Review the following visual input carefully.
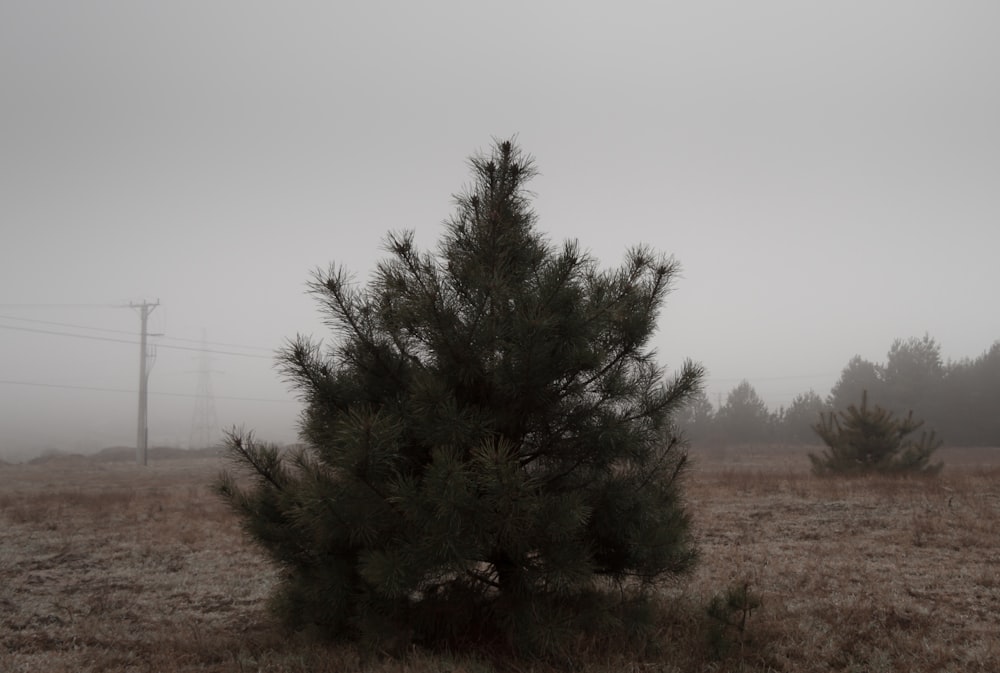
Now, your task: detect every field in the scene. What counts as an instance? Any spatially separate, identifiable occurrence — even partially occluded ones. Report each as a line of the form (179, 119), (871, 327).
(1, 445), (998, 672)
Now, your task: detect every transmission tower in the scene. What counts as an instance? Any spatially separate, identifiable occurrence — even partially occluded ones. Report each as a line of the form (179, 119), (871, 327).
(189, 329), (221, 450)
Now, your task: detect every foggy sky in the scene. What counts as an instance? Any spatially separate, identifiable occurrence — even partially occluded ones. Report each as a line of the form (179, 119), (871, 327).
(2, 2), (998, 460)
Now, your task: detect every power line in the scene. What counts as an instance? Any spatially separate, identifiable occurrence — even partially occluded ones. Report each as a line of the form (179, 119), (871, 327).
(0, 324), (274, 359)
(0, 303), (121, 308)
(154, 333), (274, 352)
(4, 318), (836, 383)
(0, 314), (274, 352)
(0, 323), (142, 345)
(705, 373), (836, 383)
(0, 314), (138, 336)
(0, 378), (295, 403)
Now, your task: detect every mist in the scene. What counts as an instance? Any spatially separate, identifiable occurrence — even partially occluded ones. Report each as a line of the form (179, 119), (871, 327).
(2, 2), (998, 461)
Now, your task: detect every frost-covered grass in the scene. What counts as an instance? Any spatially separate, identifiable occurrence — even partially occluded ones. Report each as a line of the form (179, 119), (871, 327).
(1, 447), (997, 672)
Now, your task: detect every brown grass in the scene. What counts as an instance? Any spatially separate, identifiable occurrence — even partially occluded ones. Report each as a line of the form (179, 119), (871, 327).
(1, 446), (998, 672)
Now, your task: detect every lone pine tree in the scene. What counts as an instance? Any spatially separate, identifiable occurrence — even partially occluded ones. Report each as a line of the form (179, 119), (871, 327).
(218, 139), (704, 653)
(809, 390), (943, 476)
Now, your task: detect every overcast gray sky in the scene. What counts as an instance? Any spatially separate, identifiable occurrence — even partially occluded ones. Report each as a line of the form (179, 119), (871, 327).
(2, 2), (998, 459)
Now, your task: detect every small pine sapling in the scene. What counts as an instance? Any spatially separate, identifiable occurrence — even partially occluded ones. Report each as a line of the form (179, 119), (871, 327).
(809, 390), (943, 476)
(706, 581), (762, 658)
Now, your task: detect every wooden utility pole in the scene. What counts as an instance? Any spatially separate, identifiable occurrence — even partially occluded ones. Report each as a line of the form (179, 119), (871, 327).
(131, 300), (159, 465)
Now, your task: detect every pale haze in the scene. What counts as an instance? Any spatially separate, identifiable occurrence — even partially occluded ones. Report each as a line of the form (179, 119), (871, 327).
(2, 2), (998, 461)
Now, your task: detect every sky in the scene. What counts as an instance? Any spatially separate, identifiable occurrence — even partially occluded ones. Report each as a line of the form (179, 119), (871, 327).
(1, 2), (998, 460)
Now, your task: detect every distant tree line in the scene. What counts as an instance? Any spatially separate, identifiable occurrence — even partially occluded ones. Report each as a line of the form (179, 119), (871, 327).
(675, 382), (829, 446)
(678, 335), (1000, 448)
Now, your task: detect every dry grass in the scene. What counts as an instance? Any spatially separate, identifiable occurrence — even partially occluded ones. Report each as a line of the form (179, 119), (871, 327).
(1, 446), (998, 672)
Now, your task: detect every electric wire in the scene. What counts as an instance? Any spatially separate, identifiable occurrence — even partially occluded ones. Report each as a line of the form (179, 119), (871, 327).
(0, 314), (137, 335)
(705, 373), (836, 383)
(0, 378), (295, 403)
(0, 314), (275, 352)
(0, 324), (274, 359)
(0, 303), (121, 308)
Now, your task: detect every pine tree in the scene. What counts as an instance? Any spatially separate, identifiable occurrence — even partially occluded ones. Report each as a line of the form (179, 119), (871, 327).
(780, 390), (827, 444)
(809, 390), (943, 476)
(828, 355), (884, 412)
(716, 380), (771, 444)
(217, 139), (704, 654)
(676, 390), (715, 443)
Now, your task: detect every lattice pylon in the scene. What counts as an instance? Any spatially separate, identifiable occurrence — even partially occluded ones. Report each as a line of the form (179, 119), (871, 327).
(189, 329), (221, 449)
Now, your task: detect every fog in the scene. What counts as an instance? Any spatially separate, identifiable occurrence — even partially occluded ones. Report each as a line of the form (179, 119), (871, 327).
(2, 2), (998, 461)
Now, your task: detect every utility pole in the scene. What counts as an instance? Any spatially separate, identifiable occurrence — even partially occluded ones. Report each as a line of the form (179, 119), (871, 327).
(131, 300), (159, 465)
